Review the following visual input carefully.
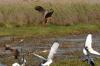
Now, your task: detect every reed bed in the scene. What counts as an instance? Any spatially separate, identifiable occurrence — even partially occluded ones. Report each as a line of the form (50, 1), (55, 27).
(0, 1), (100, 27)
(0, 0), (100, 36)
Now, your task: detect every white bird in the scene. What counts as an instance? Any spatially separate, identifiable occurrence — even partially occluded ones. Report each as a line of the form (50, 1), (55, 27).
(82, 34), (100, 66)
(33, 42), (59, 66)
(82, 47), (95, 66)
(12, 63), (20, 66)
(84, 34), (100, 55)
(12, 55), (26, 66)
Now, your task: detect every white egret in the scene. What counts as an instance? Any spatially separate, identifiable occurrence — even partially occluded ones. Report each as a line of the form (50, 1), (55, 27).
(82, 34), (100, 66)
(85, 34), (100, 55)
(33, 42), (59, 66)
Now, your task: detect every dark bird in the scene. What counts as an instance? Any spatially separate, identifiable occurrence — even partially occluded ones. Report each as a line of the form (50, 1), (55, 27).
(34, 6), (54, 24)
(4, 39), (24, 59)
(83, 47), (95, 66)
(5, 44), (20, 59)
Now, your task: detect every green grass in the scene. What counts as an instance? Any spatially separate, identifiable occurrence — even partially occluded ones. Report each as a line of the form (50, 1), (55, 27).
(4, 57), (100, 66)
(52, 58), (100, 66)
(0, 23), (99, 37)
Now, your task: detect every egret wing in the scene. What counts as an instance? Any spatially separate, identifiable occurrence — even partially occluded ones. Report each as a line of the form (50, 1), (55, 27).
(83, 48), (87, 55)
(85, 34), (92, 48)
(47, 42), (59, 60)
(85, 34), (100, 55)
(89, 48), (100, 55)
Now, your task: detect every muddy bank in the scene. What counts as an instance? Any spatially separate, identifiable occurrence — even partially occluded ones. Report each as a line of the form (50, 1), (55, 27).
(0, 34), (100, 66)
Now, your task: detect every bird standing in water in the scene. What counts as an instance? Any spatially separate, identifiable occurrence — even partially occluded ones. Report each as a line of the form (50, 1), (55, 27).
(5, 44), (20, 59)
(4, 39), (24, 59)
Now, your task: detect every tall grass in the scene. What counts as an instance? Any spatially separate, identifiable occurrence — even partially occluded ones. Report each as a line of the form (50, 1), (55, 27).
(0, 1), (100, 36)
(0, 1), (100, 27)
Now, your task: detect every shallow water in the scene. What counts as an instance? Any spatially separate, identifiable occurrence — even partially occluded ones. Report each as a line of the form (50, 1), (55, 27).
(0, 34), (100, 65)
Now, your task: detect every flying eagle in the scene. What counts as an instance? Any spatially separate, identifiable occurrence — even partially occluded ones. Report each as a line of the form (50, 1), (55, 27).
(35, 6), (54, 24)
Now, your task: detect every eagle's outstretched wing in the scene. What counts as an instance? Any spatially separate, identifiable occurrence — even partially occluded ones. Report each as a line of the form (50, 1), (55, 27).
(47, 42), (59, 60)
(34, 6), (45, 14)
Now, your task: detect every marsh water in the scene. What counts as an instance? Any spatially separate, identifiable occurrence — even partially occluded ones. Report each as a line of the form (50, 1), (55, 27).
(0, 34), (100, 65)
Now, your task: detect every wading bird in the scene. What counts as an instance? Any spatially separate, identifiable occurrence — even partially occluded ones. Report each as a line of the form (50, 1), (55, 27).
(33, 42), (59, 66)
(82, 34), (100, 66)
(5, 44), (20, 59)
(4, 39), (24, 59)
(34, 6), (54, 24)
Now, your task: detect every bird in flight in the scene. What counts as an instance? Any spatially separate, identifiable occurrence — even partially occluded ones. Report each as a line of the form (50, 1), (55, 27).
(34, 6), (54, 24)
(84, 34), (100, 55)
(33, 42), (59, 66)
(82, 34), (100, 66)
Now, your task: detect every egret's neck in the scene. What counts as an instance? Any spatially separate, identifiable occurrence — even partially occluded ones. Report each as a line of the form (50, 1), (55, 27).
(85, 47), (90, 56)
